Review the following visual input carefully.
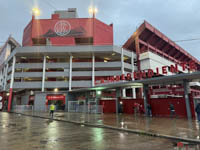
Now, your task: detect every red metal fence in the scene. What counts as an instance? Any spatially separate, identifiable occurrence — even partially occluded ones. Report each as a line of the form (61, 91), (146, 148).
(100, 97), (196, 118)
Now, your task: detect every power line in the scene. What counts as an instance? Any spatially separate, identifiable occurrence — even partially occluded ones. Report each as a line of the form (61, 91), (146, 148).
(174, 38), (200, 42)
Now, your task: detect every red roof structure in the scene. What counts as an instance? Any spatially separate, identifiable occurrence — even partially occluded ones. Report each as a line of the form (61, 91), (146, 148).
(123, 21), (200, 70)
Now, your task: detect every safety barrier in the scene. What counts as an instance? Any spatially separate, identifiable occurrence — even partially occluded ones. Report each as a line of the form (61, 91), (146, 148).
(13, 105), (33, 113)
(68, 101), (103, 114)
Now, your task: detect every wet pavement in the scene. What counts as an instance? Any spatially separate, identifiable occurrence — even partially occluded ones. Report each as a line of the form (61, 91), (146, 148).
(0, 112), (178, 150)
(15, 111), (200, 141)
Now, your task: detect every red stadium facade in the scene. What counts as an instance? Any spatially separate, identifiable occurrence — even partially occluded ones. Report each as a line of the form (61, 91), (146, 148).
(23, 13), (113, 46)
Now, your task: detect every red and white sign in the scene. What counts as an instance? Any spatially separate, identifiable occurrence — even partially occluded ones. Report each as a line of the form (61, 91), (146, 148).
(46, 95), (65, 101)
(54, 20), (71, 36)
(95, 62), (197, 85)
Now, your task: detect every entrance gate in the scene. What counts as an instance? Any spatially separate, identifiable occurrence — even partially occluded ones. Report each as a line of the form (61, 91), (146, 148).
(46, 95), (65, 111)
(68, 100), (102, 114)
(68, 100), (86, 113)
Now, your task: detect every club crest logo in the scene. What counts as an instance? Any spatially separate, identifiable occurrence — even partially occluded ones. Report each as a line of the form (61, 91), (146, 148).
(54, 20), (71, 36)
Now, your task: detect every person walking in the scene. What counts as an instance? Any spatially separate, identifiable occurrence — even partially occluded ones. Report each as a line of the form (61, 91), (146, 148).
(195, 103), (200, 122)
(133, 103), (139, 116)
(119, 101), (123, 114)
(138, 104), (144, 115)
(147, 104), (152, 117)
(49, 103), (55, 119)
(169, 103), (176, 117)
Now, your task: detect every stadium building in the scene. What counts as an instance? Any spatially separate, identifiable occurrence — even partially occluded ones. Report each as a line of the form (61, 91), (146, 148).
(0, 8), (200, 118)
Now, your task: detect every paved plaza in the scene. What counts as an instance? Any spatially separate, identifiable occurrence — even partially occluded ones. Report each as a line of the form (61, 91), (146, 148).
(17, 111), (200, 141)
(0, 112), (178, 150)
(2, 111), (200, 149)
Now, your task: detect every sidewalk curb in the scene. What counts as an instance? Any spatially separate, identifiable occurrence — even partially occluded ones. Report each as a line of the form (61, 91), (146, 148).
(12, 112), (200, 144)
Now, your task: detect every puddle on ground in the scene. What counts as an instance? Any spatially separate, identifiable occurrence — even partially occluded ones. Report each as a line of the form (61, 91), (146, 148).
(172, 141), (200, 149)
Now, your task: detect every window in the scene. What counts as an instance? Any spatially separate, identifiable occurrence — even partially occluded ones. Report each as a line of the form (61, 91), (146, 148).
(32, 38), (46, 46)
(75, 37), (93, 45)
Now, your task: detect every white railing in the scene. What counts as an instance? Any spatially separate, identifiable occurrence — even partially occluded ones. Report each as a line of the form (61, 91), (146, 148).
(13, 105), (33, 113)
(68, 101), (103, 114)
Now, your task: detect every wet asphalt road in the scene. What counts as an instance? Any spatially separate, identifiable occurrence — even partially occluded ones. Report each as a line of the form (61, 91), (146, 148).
(0, 112), (179, 150)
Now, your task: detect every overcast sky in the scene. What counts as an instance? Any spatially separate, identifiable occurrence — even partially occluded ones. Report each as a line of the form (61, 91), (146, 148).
(0, 0), (200, 59)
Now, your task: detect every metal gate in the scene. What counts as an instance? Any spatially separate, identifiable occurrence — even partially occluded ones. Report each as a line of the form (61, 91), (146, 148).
(68, 100), (86, 113)
(68, 101), (102, 114)
(193, 98), (200, 120)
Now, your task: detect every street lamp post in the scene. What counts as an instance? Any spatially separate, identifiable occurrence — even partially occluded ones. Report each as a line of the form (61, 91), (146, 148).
(89, 7), (98, 44)
(32, 8), (40, 18)
(89, 7), (98, 18)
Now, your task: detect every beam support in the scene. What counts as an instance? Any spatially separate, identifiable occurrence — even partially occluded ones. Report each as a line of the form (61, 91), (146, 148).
(131, 52), (136, 98)
(136, 37), (143, 98)
(92, 54), (95, 87)
(146, 33), (155, 43)
(154, 38), (162, 48)
(3, 64), (8, 91)
(139, 39), (180, 64)
(67, 92), (73, 112)
(161, 43), (169, 52)
(95, 91), (101, 113)
(8, 56), (16, 112)
(123, 23), (146, 48)
(0, 70), (2, 87)
(183, 80), (192, 119)
(179, 55), (186, 61)
(42, 56), (46, 92)
(135, 36), (141, 71)
(121, 48), (126, 97)
(143, 84), (148, 116)
(116, 88), (121, 114)
(69, 55), (73, 91)
(174, 52), (181, 59)
(168, 48), (177, 56)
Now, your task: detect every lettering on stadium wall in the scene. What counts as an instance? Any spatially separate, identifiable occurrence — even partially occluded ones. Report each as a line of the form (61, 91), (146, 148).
(95, 62), (197, 85)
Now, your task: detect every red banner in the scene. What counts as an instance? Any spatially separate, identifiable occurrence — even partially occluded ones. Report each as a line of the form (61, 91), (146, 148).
(46, 95), (65, 101)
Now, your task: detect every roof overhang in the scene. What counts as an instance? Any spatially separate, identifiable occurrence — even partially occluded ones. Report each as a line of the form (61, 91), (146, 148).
(6, 45), (136, 63)
(123, 21), (200, 68)
(70, 71), (200, 93)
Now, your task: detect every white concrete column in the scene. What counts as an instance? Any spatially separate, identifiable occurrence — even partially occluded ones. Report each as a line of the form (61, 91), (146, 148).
(10, 56), (16, 89)
(131, 52), (136, 98)
(121, 48), (124, 74)
(21, 68), (23, 82)
(121, 48), (126, 97)
(183, 80), (192, 119)
(69, 56), (73, 91)
(143, 84), (148, 116)
(0, 69), (3, 90)
(42, 56), (46, 92)
(116, 88), (121, 114)
(0, 70), (2, 86)
(7, 56), (16, 112)
(92, 54), (95, 87)
(3, 64), (8, 91)
(2, 66), (6, 90)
